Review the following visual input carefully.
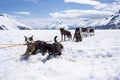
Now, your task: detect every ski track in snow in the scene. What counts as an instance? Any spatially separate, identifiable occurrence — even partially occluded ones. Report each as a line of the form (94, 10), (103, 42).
(0, 30), (120, 80)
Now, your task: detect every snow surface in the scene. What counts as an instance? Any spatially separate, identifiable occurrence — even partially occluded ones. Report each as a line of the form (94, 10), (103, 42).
(0, 14), (32, 30)
(0, 30), (120, 80)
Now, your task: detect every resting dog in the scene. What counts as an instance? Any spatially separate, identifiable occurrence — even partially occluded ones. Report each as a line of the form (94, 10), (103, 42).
(41, 36), (64, 59)
(22, 40), (46, 56)
(22, 36), (63, 60)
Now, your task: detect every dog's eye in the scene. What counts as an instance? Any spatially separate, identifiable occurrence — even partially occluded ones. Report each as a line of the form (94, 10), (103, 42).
(29, 37), (33, 41)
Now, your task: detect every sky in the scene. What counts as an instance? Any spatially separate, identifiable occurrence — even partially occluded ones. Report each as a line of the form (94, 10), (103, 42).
(0, 0), (120, 28)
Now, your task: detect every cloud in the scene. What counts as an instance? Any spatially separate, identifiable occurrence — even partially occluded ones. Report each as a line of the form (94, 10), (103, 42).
(49, 10), (113, 19)
(64, 0), (101, 6)
(24, 0), (38, 3)
(95, 0), (120, 12)
(64, 0), (120, 12)
(13, 12), (31, 15)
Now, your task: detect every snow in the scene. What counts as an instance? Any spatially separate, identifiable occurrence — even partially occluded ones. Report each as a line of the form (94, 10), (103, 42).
(0, 14), (32, 30)
(0, 30), (120, 80)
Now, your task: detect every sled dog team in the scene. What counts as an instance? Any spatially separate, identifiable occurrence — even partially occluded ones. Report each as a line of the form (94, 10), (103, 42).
(22, 27), (94, 60)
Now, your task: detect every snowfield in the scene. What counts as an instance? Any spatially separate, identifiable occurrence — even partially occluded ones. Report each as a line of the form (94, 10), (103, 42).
(0, 30), (120, 80)
(0, 14), (32, 30)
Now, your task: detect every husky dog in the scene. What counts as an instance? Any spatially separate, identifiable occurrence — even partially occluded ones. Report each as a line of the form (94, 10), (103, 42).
(22, 36), (46, 60)
(41, 36), (64, 59)
(87, 27), (95, 36)
(22, 36), (63, 60)
(73, 27), (82, 42)
(60, 28), (72, 41)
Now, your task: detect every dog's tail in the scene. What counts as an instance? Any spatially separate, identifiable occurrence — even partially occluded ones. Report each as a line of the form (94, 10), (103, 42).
(54, 36), (58, 42)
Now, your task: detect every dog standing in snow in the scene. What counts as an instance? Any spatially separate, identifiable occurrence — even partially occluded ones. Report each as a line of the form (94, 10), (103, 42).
(60, 28), (72, 41)
(73, 27), (82, 42)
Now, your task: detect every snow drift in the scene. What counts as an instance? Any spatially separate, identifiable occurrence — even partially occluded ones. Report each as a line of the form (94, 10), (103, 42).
(0, 14), (32, 30)
(0, 30), (120, 80)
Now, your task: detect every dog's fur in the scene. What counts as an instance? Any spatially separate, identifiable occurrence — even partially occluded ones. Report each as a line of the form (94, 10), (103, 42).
(80, 27), (90, 37)
(87, 27), (95, 36)
(41, 36), (63, 59)
(81, 28), (89, 33)
(22, 40), (47, 56)
(80, 27), (95, 36)
(22, 36), (63, 60)
(60, 28), (72, 41)
(24, 35), (34, 44)
(73, 27), (82, 42)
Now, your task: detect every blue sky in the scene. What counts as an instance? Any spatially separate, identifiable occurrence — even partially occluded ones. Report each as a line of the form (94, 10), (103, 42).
(0, 0), (119, 19)
(0, 0), (94, 18)
(0, 0), (120, 28)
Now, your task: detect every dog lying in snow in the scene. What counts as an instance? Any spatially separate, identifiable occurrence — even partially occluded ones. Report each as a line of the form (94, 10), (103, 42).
(42, 36), (64, 59)
(21, 36), (63, 60)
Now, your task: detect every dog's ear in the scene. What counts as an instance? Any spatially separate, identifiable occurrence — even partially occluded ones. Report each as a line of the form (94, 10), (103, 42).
(30, 35), (33, 40)
(24, 36), (27, 40)
(29, 35), (34, 42)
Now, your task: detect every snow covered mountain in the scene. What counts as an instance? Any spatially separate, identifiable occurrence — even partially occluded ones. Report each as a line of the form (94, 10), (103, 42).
(94, 10), (120, 29)
(0, 14), (32, 30)
(43, 19), (91, 30)
(43, 21), (63, 30)
(44, 10), (120, 30)
(11, 10), (120, 30)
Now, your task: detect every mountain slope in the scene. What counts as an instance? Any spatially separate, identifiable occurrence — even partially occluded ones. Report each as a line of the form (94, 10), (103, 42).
(0, 14), (32, 30)
(45, 10), (120, 30)
(94, 10), (120, 29)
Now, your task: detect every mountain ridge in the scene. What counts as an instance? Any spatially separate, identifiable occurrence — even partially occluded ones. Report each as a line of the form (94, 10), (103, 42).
(0, 14), (32, 30)
(94, 10), (120, 29)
